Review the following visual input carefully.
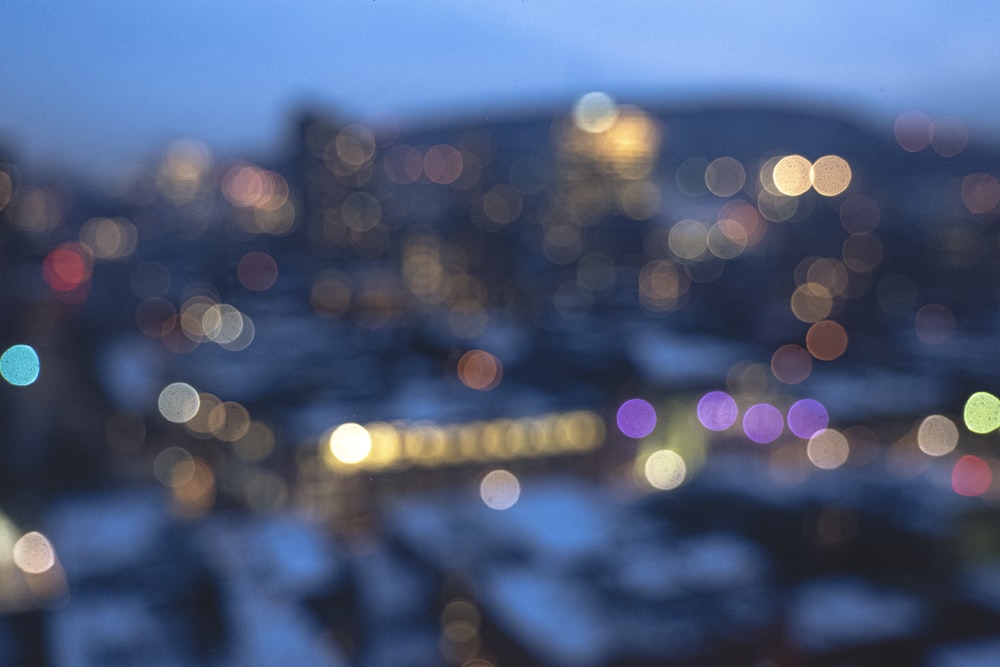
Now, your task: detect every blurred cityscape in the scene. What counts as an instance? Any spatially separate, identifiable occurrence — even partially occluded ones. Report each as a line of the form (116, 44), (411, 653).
(2, 94), (1000, 665)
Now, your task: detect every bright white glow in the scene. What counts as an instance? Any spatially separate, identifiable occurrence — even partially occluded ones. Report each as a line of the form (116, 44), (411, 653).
(329, 423), (372, 464)
(158, 382), (200, 423)
(480, 469), (520, 510)
(644, 450), (686, 490)
(13, 531), (56, 574)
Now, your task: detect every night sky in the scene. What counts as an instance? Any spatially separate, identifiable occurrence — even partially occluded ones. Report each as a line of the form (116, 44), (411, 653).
(2, 1), (999, 180)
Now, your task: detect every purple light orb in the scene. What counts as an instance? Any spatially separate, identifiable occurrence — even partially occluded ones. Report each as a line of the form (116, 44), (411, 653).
(743, 403), (784, 444)
(697, 391), (738, 431)
(787, 398), (829, 439)
(617, 398), (657, 439)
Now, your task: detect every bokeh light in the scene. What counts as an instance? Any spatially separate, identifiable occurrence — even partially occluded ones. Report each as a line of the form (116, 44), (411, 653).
(914, 304), (955, 345)
(157, 382), (200, 423)
(237, 251), (278, 291)
(704, 157), (745, 197)
(644, 450), (687, 490)
(696, 391), (738, 431)
(572, 92), (618, 133)
(952, 455), (992, 497)
(743, 403), (784, 444)
(964, 392), (1000, 434)
(12, 531), (56, 574)
(790, 282), (833, 323)
(771, 344), (812, 384)
(328, 423), (372, 465)
(1, 344), (40, 386)
(809, 155), (851, 196)
(457, 350), (503, 391)
(787, 399), (829, 439)
(772, 155), (812, 196)
(42, 242), (93, 292)
(807, 429), (850, 470)
(479, 469), (520, 510)
(894, 111), (933, 152)
(960, 173), (1000, 215)
(917, 415), (959, 456)
(805, 320), (848, 361)
(617, 398), (657, 438)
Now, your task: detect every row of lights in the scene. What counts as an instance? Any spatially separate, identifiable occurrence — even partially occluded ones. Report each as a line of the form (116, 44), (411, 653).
(320, 410), (605, 473)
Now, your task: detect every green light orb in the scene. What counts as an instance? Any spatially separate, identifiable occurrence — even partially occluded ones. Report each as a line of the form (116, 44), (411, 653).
(0, 345), (40, 386)
(964, 392), (1000, 434)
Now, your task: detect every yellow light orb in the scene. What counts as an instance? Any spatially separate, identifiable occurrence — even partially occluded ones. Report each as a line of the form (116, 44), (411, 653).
(772, 155), (812, 196)
(328, 423), (372, 464)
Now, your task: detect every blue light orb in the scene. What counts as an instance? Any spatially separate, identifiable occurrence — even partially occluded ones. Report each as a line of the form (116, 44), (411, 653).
(1, 345), (40, 386)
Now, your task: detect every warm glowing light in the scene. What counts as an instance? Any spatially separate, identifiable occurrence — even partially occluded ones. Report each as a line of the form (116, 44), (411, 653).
(743, 403), (783, 444)
(696, 391), (738, 431)
(639, 260), (689, 311)
(809, 155), (851, 196)
(209, 401), (251, 442)
(1, 344), (40, 386)
(787, 399), (829, 439)
(480, 469), (521, 509)
(917, 415), (959, 456)
(158, 382), (200, 423)
(572, 92), (619, 133)
(423, 144), (464, 184)
(457, 350), (503, 391)
(237, 252), (278, 291)
(914, 304), (955, 345)
(42, 242), (93, 291)
(328, 423), (372, 464)
(79, 217), (137, 260)
(772, 155), (812, 196)
(806, 320), (848, 361)
(964, 392), (1000, 434)
(12, 531), (56, 574)
(952, 455), (992, 497)
(771, 344), (812, 384)
(707, 219), (748, 259)
(807, 429), (850, 469)
(668, 219), (709, 260)
(153, 446), (195, 487)
(617, 398), (657, 438)
(790, 282), (833, 323)
(644, 450), (686, 490)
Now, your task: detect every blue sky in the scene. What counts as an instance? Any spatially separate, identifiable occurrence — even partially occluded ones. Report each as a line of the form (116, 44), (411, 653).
(2, 1), (999, 181)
